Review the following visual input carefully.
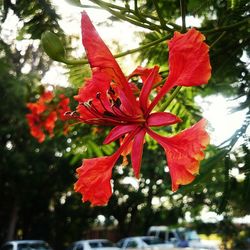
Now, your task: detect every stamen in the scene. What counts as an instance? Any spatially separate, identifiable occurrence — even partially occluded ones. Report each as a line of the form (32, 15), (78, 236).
(113, 98), (121, 108)
(108, 87), (115, 95)
(96, 92), (101, 99)
(95, 91), (114, 116)
(83, 101), (102, 117)
(112, 103), (131, 118)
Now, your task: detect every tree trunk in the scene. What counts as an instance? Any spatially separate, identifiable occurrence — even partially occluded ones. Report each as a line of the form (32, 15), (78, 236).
(6, 202), (19, 241)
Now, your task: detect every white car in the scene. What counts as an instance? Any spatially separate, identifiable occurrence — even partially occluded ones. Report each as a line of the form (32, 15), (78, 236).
(148, 226), (219, 250)
(67, 239), (121, 250)
(0, 240), (53, 250)
(117, 236), (174, 250)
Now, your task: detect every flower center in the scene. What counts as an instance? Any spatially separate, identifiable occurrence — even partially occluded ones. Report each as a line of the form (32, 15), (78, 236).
(82, 88), (145, 125)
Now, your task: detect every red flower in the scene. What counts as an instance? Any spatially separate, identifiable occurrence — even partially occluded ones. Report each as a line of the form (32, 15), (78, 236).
(74, 12), (211, 205)
(26, 113), (46, 143)
(26, 91), (56, 143)
(57, 94), (71, 121)
(26, 91), (71, 142)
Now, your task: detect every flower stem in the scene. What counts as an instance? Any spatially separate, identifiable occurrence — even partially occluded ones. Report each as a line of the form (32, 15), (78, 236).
(88, 0), (162, 32)
(202, 18), (249, 34)
(61, 35), (170, 65)
(159, 86), (182, 112)
(152, 0), (166, 30)
(180, 0), (186, 32)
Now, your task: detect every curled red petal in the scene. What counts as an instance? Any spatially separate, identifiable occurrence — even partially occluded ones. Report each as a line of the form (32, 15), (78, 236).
(74, 127), (141, 206)
(131, 128), (146, 178)
(167, 28), (211, 87)
(147, 119), (210, 191)
(74, 155), (118, 206)
(103, 124), (139, 144)
(147, 112), (182, 127)
(147, 29), (211, 114)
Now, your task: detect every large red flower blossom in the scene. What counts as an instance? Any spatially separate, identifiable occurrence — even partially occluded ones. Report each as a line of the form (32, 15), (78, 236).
(74, 12), (211, 205)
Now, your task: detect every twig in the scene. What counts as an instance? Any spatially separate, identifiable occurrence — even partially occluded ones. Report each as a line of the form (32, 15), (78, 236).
(152, 0), (166, 29)
(62, 35), (170, 65)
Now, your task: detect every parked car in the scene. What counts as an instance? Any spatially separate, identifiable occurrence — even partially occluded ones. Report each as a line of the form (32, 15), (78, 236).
(117, 236), (174, 250)
(0, 240), (53, 250)
(148, 226), (189, 247)
(67, 239), (120, 250)
(148, 226), (219, 250)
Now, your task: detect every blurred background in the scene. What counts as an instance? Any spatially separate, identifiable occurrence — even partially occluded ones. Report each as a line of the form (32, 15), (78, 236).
(0, 0), (249, 250)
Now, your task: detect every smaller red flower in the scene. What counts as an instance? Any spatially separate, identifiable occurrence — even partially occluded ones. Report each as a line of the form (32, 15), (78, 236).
(57, 94), (71, 121)
(26, 91), (71, 142)
(43, 111), (57, 136)
(26, 113), (46, 143)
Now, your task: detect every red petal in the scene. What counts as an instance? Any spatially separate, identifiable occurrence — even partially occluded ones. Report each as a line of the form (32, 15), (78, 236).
(74, 155), (118, 206)
(167, 28), (211, 87)
(26, 114), (45, 143)
(40, 91), (54, 102)
(75, 71), (112, 121)
(131, 129), (146, 178)
(147, 29), (211, 114)
(103, 124), (139, 144)
(43, 111), (57, 136)
(26, 102), (46, 114)
(147, 119), (210, 191)
(74, 127), (141, 206)
(128, 66), (162, 85)
(139, 66), (160, 112)
(57, 95), (71, 121)
(81, 12), (138, 113)
(147, 112), (182, 127)
(81, 12), (125, 85)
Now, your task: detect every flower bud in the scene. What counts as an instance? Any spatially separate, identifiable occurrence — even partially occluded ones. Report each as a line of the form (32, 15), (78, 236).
(41, 31), (66, 62)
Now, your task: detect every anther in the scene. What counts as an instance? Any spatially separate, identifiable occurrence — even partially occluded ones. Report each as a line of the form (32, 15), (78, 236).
(108, 87), (115, 95)
(83, 99), (93, 108)
(114, 98), (121, 108)
(64, 111), (72, 116)
(96, 92), (101, 99)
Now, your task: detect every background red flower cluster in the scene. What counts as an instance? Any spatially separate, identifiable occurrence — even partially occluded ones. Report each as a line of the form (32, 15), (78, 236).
(26, 91), (71, 143)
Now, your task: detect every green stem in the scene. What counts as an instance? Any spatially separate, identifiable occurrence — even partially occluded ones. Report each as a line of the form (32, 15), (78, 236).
(152, 0), (166, 29)
(180, 0), (186, 32)
(61, 35), (170, 65)
(134, 0), (139, 13)
(159, 86), (182, 112)
(202, 18), (250, 34)
(153, 78), (167, 89)
(116, 34), (169, 57)
(87, 0), (175, 32)
(209, 31), (227, 48)
(88, 0), (161, 32)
